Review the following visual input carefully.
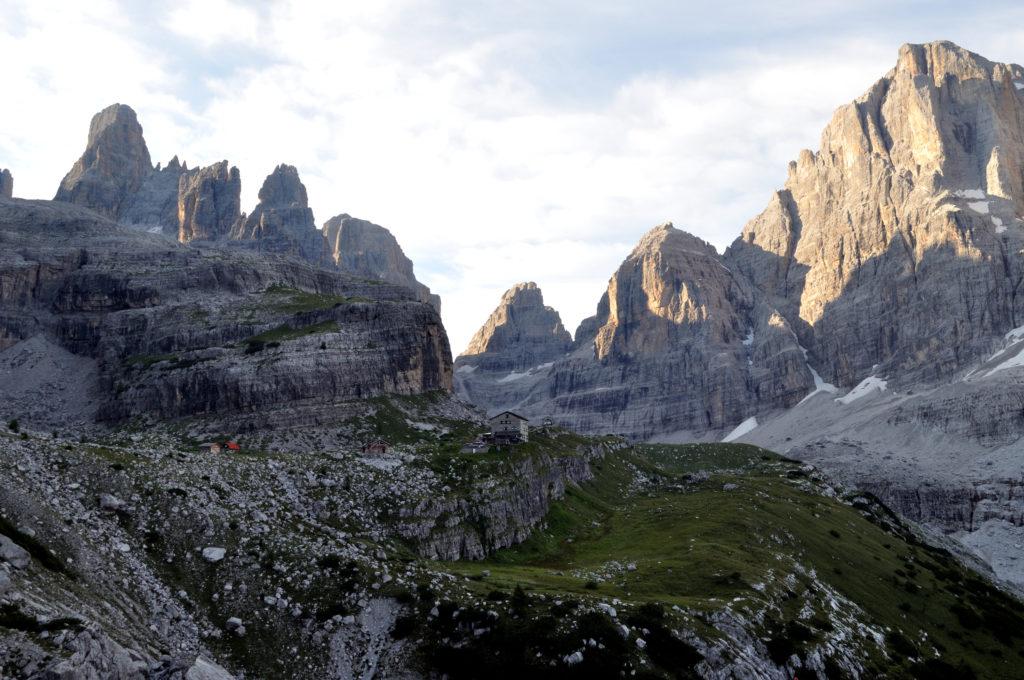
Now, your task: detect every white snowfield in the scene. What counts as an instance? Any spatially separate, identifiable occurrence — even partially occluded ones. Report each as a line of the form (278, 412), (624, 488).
(722, 416), (758, 442)
(835, 376), (888, 405)
(966, 324), (1024, 379)
(954, 188), (986, 199)
(968, 200), (990, 214)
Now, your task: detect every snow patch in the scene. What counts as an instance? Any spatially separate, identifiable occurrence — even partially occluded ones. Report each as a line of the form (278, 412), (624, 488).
(796, 347), (838, 405)
(985, 347), (1024, 377)
(968, 201), (990, 214)
(1007, 324), (1024, 342)
(455, 364), (477, 374)
(722, 416), (758, 442)
(1016, 81), (1024, 90)
(742, 329), (754, 346)
(993, 216), (1006, 234)
(954, 188), (986, 199)
(835, 376), (888, 405)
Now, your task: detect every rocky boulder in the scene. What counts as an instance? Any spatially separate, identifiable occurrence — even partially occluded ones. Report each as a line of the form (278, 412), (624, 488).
(322, 213), (440, 311)
(231, 164), (321, 262)
(178, 160), (242, 242)
(54, 103), (153, 219)
(0, 169), (12, 199)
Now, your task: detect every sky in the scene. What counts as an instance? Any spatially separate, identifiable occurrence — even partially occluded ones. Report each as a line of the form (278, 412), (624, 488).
(4, 1), (1024, 353)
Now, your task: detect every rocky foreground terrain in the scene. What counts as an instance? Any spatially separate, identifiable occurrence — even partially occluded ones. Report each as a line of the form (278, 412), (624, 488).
(4, 402), (1024, 679)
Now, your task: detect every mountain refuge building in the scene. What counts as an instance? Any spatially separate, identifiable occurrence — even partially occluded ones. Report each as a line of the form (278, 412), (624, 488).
(488, 411), (529, 443)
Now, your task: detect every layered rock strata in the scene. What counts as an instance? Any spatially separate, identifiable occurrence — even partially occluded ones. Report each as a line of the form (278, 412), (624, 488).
(0, 199), (452, 429)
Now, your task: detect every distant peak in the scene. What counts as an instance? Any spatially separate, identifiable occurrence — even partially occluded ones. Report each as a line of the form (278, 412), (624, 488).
(633, 222), (716, 258)
(257, 164), (308, 208)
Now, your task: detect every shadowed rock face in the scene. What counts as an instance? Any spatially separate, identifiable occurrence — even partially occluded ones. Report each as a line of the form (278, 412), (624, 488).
(0, 199), (452, 429)
(121, 156), (185, 233)
(177, 161), (241, 242)
(725, 41), (1024, 388)
(459, 282), (571, 372)
(54, 104), (153, 219)
(322, 213), (440, 311)
(231, 164), (322, 262)
(0, 169), (12, 199)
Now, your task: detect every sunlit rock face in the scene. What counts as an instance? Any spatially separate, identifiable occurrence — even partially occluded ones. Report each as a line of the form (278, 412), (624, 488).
(177, 160), (241, 242)
(54, 103), (155, 220)
(457, 225), (813, 438)
(726, 41), (1024, 388)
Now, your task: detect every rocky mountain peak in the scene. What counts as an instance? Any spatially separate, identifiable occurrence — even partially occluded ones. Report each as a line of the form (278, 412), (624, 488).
(54, 103), (153, 219)
(459, 281), (572, 372)
(726, 40), (1024, 388)
(231, 164), (320, 262)
(257, 163), (309, 208)
(592, 223), (736, 361)
(322, 213), (440, 310)
(0, 169), (12, 199)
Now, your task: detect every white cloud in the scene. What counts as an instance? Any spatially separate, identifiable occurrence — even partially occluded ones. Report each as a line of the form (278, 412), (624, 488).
(4, 1), (1024, 353)
(164, 0), (261, 48)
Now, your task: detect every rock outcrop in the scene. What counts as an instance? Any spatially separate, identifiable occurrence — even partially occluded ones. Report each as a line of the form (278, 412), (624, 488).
(178, 161), (242, 242)
(54, 103), (153, 219)
(231, 164), (322, 262)
(725, 41), (1024, 388)
(0, 199), (452, 429)
(322, 213), (440, 310)
(0, 169), (12, 199)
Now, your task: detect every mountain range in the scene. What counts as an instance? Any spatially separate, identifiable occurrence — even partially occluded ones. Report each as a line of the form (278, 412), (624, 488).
(457, 40), (1024, 585)
(3, 39), (1024, 680)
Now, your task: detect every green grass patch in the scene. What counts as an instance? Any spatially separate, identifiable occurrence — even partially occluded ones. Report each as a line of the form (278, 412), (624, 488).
(243, 320), (339, 353)
(440, 443), (1024, 677)
(261, 284), (368, 313)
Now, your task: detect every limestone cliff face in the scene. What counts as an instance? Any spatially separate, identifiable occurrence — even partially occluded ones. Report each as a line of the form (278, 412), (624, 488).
(54, 104), (153, 219)
(725, 41), (1024, 388)
(458, 225), (814, 438)
(460, 282), (571, 372)
(0, 169), (12, 199)
(0, 199), (452, 429)
(322, 213), (440, 310)
(120, 156), (185, 233)
(177, 160), (241, 242)
(231, 164), (322, 262)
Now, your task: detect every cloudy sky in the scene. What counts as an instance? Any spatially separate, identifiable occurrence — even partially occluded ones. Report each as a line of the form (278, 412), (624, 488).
(3, 1), (1024, 352)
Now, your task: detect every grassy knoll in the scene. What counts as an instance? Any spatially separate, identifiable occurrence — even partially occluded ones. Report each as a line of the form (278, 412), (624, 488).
(439, 443), (1024, 678)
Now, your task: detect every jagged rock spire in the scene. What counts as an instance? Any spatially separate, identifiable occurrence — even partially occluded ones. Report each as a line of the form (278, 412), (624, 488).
(54, 104), (153, 218)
